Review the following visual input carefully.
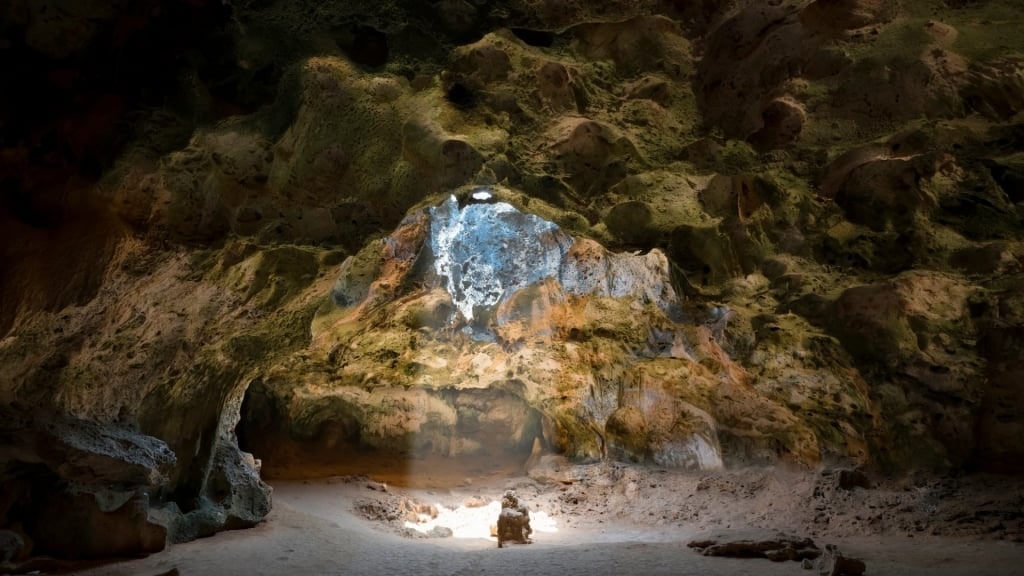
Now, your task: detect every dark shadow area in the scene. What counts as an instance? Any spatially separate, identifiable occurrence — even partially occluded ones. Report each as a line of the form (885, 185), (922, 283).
(336, 25), (391, 69)
(509, 28), (556, 47)
(237, 379), (541, 488)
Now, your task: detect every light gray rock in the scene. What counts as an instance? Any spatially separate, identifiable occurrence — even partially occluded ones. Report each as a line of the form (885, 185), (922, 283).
(426, 190), (681, 328)
(0, 408), (176, 487)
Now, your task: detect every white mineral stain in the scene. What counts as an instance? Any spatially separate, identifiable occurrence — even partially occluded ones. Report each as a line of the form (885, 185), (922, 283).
(430, 194), (573, 322)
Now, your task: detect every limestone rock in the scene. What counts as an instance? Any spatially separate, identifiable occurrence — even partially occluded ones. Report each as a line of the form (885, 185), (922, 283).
(827, 271), (984, 469)
(496, 490), (532, 548)
(0, 409), (175, 487)
(203, 441), (273, 531)
(622, 76), (671, 106)
(429, 194), (574, 325)
(248, 189), (865, 474)
(5, 0), (1024, 563)
(548, 118), (636, 197)
(747, 98), (806, 151)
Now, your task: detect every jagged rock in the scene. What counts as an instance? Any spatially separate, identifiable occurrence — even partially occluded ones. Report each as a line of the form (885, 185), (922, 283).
(0, 409), (175, 487)
(834, 154), (941, 232)
(688, 530), (821, 562)
(548, 118), (636, 197)
(827, 271), (983, 469)
(247, 187), (868, 473)
(496, 490), (532, 548)
(697, 2), (813, 139)
(964, 56), (1024, 121)
(203, 442), (273, 531)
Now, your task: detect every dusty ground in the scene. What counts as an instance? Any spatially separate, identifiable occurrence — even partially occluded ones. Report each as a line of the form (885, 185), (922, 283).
(66, 463), (1023, 576)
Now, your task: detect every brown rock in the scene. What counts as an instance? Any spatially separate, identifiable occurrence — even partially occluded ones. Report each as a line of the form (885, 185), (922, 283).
(834, 155), (939, 231)
(550, 117), (634, 197)
(816, 544), (866, 576)
(496, 490), (532, 548)
(572, 16), (690, 77)
(748, 98), (806, 151)
(834, 468), (872, 491)
(32, 489), (166, 559)
(623, 76), (671, 106)
(605, 406), (649, 462)
(688, 530), (821, 562)
(697, 2), (810, 138)
(449, 38), (513, 88)
(536, 61), (576, 112)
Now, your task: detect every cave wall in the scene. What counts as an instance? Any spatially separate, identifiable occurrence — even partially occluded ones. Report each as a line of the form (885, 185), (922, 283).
(1, 0), (1023, 566)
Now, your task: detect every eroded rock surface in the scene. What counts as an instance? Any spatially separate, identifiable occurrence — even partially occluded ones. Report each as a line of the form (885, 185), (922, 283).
(245, 189), (862, 475)
(1, 0), (1023, 565)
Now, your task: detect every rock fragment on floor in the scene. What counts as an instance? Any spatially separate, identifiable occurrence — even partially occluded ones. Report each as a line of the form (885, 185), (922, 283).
(815, 544), (866, 576)
(496, 490), (532, 548)
(688, 529), (821, 561)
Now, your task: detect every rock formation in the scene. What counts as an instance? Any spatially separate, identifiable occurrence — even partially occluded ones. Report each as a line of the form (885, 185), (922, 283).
(496, 489), (532, 548)
(1, 0), (1022, 566)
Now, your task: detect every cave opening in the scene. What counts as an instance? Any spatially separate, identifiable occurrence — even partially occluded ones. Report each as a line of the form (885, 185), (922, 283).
(508, 28), (556, 47)
(336, 25), (391, 69)
(236, 378), (544, 488)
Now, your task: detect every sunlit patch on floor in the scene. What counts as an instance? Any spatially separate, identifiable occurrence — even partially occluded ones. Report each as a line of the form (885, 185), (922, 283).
(403, 500), (559, 539)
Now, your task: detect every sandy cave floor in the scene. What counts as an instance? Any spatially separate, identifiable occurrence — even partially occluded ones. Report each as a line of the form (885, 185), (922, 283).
(70, 463), (1024, 576)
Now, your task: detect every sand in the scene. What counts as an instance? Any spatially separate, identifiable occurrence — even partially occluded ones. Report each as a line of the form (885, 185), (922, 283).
(70, 463), (1024, 576)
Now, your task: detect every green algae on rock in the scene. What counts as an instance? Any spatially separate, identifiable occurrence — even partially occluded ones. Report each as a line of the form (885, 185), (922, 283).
(242, 188), (881, 478)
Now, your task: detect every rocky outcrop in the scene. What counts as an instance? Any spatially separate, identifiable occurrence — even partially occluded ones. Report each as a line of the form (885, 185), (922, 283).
(0, 410), (172, 562)
(496, 490), (532, 548)
(239, 188), (874, 475)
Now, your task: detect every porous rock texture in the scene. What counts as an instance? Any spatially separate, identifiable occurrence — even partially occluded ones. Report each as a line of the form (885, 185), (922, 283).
(1, 0), (1023, 566)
